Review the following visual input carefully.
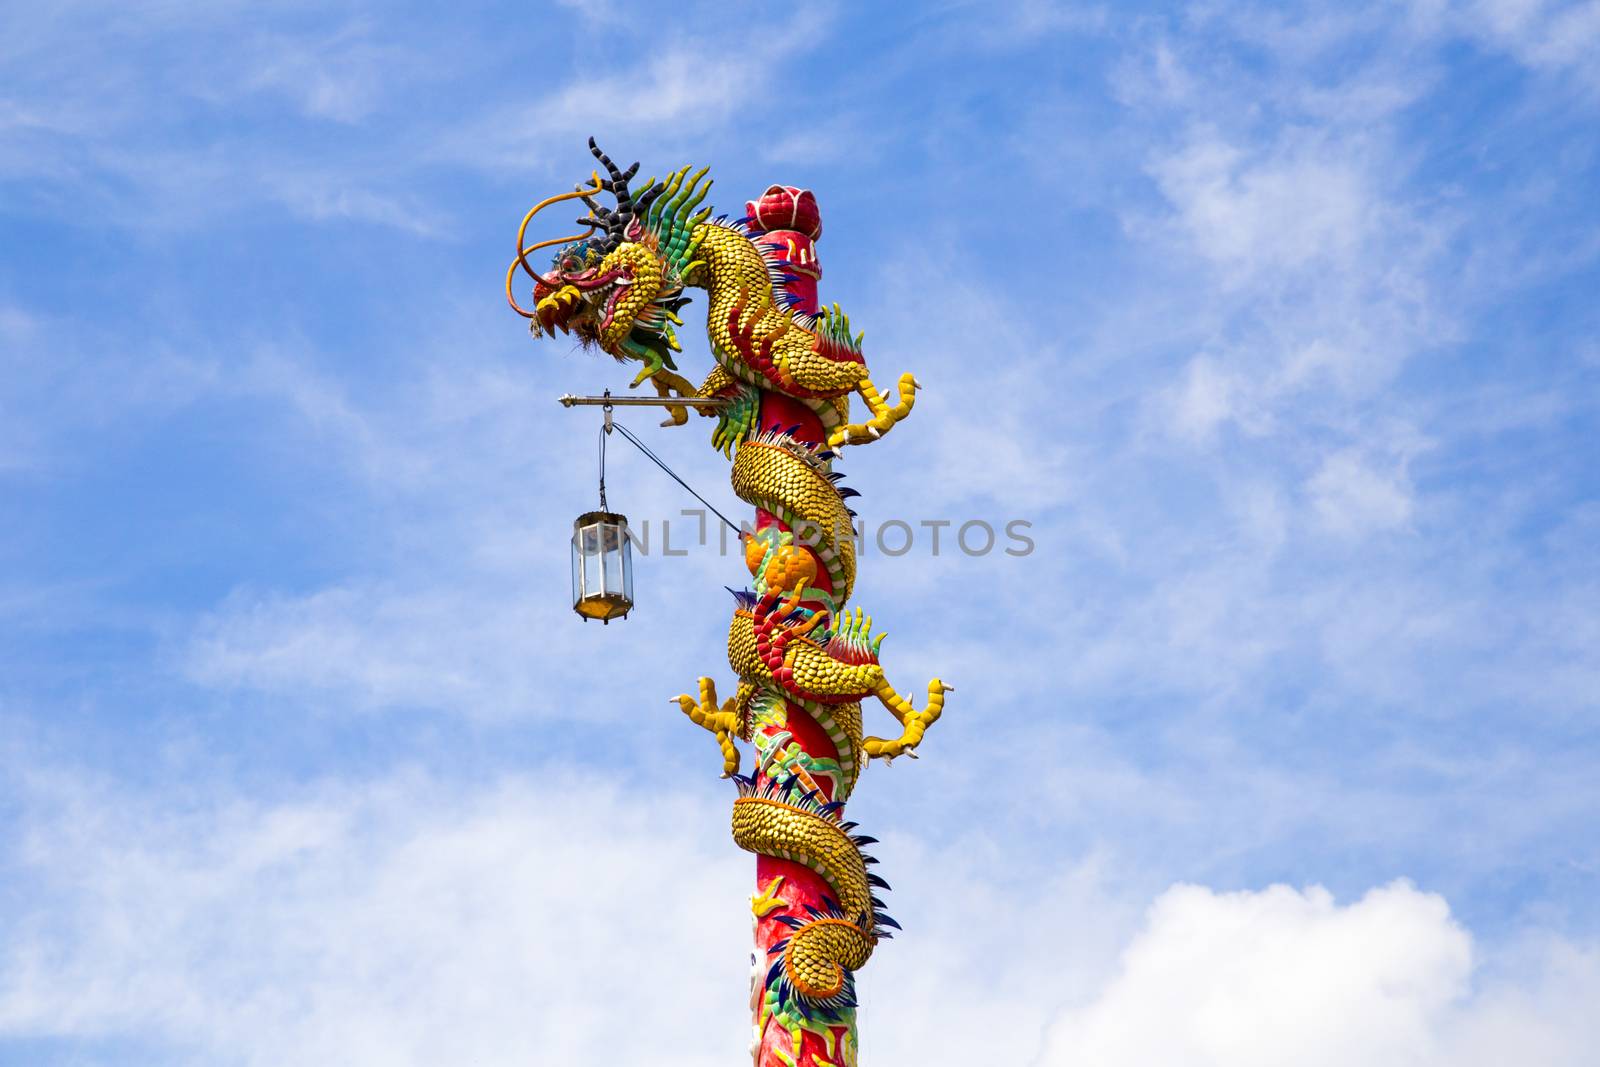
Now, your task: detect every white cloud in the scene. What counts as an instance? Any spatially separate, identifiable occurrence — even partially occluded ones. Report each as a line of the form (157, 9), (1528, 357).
(2, 6), (785, 234)
(0, 304), (36, 339)
(1467, 0), (1600, 79)
(1116, 17), (1457, 578)
(1450, 933), (1600, 1064)
(182, 578), (649, 721)
(986, 0), (1109, 39)
(1138, 120), (1448, 411)
(0, 766), (752, 1065)
(1164, 355), (1250, 441)
(0, 306), (222, 475)
(1039, 881), (1600, 1067)
(240, 24), (402, 124)
(445, 43), (790, 174)
(761, 120), (863, 166)
(1041, 882), (1469, 1065)
(2, 765), (1597, 1067)
(1307, 448), (1416, 537)
(1150, 132), (1374, 282)
(263, 174), (450, 236)
(0, 6), (439, 232)
(551, 0), (620, 21)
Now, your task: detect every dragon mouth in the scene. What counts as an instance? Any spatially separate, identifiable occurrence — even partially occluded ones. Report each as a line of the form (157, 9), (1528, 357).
(532, 268), (632, 343)
(534, 284), (583, 334)
(562, 265), (626, 292)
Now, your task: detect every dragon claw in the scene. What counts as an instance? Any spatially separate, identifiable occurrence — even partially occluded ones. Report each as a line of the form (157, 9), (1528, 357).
(752, 875), (789, 918)
(675, 677), (745, 777)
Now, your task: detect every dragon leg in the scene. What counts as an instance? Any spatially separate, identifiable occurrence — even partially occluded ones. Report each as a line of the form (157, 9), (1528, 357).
(860, 676), (950, 762)
(648, 368), (699, 426)
(618, 326), (683, 391)
(673, 676), (751, 777)
(826, 372), (920, 449)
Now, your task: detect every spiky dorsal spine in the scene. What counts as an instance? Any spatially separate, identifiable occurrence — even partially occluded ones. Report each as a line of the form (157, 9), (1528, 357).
(642, 165), (717, 277)
(812, 303), (864, 362)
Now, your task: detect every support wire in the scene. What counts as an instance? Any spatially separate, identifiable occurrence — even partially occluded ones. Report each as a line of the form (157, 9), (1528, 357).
(606, 416), (743, 535)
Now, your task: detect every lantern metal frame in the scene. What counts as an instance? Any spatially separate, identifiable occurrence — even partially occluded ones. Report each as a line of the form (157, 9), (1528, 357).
(571, 508), (634, 623)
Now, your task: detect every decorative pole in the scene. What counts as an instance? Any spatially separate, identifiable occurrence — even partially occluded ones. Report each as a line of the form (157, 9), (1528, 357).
(510, 140), (949, 1066)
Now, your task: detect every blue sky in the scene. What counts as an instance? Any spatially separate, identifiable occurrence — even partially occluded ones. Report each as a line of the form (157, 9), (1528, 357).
(3, 1), (1599, 1063)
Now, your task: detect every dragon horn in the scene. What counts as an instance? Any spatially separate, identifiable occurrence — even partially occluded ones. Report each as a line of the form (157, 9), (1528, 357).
(588, 137), (639, 219)
(634, 175), (669, 220)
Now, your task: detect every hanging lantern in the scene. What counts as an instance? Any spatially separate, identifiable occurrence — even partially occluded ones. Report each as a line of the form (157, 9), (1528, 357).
(560, 390), (734, 624)
(571, 510), (634, 622)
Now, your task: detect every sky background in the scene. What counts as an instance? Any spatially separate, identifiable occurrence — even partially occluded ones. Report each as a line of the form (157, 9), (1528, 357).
(2, 1), (1599, 1063)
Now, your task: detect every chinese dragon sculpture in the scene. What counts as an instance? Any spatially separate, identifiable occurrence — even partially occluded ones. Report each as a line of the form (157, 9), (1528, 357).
(510, 139), (949, 1066)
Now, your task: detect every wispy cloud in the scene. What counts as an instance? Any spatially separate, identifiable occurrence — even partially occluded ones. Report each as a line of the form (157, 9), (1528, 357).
(441, 39), (810, 176)
(0, 763), (750, 1063)
(2, 759), (1596, 1065)
(1464, 0), (1600, 83)
(1307, 447), (1418, 537)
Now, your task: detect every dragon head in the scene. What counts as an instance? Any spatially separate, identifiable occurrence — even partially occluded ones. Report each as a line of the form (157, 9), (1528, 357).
(510, 138), (711, 386)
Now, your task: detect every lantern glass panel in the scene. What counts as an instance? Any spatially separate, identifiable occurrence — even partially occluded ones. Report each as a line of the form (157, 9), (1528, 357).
(606, 529), (627, 599)
(618, 534), (634, 603)
(570, 537), (582, 605)
(583, 524), (605, 599)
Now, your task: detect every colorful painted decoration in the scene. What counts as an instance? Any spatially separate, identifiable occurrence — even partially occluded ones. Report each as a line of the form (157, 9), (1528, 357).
(512, 138), (949, 1066)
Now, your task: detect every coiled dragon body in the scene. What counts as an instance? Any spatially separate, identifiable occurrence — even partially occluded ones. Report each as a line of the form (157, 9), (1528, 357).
(512, 139), (948, 1066)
